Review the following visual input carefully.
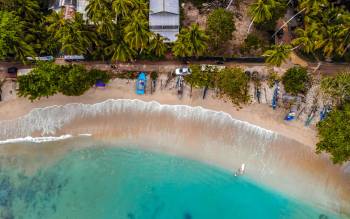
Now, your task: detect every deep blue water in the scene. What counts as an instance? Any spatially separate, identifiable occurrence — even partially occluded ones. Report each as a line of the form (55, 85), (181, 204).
(0, 146), (344, 219)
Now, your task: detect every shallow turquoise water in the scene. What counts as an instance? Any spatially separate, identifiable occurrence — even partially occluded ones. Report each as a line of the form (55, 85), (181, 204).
(0, 146), (343, 219)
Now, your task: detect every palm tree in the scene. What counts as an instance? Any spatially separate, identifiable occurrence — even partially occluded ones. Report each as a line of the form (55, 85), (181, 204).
(172, 29), (192, 58)
(123, 13), (151, 51)
(299, 0), (329, 14)
(0, 11), (35, 62)
(105, 40), (136, 62)
(52, 13), (97, 55)
(263, 44), (293, 67)
(86, 0), (115, 36)
(291, 23), (319, 54)
(149, 33), (168, 57)
(187, 24), (208, 57)
(46, 10), (66, 33)
(317, 25), (343, 58)
(172, 24), (208, 58)
(86, 0), (111, 20)
(336, 11), (350, 55)
(133, 0), (148, 18)
(112, 0), (135, 17)
(14, 0), (40, 22)
(248, 0), (276, 24)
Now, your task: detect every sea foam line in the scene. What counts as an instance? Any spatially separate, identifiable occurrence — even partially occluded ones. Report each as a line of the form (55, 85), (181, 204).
(0, 135), (73, 145)
(0, 99), (278, 140)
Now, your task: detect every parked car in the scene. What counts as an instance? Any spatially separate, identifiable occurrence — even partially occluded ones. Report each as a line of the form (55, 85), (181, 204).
(175, 67), (192, 76)
(26, 56), (54, 62)
(64, 55), (85, 62)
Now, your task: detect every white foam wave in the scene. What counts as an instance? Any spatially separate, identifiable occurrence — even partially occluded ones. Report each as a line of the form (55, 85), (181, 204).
(0, 99), (277, 140)
(0, 135), (72, 145)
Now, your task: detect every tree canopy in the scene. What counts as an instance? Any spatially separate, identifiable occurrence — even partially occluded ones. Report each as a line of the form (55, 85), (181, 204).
(0, 11), (35, 61)
(206, 9), (235, 54)
(317, 104), (350, 164)
(282, 66), (310, 95)
(216, 67), (250, 106)
(173, 24), (208, 58)
(321, 72), (350, 106)
(263, 44), (292, 67)
(17, 62), (110, 100)
(185, 65), (250, 106)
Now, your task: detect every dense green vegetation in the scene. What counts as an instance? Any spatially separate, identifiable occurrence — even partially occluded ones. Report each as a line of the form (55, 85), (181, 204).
(317, 104), (350, 164)
(249, 0), (350, 64)
(206, 8), (235, 54)
(240, 33), (267, 56)
(216, 68), (250, 105)
(185, 65), (250, 106)
(1, 0), (349, 63)
(0, 0), (166, 62)
(172, 24), (208, 58)
(263, 44), (292, 66)
(317, 72), (350, 164)
(282, 66), (310, 95)
(249, 0), (287, 31)
(17, 62), (110, 100)
(321, 72), (350, 106)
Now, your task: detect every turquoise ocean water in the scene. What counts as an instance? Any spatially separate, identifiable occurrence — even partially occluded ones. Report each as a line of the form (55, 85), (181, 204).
(0, 145), (344, 219)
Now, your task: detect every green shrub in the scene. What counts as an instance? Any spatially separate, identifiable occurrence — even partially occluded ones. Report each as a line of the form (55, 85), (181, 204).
(216, 67), (250, 106)
(150, 71), (158, 81)
(282, 66), (310, 95)
(18, 62), (111, 100)
(185, 64), (216, 89)
(206, 8), (235, 53)
(240, 33), (267, 55)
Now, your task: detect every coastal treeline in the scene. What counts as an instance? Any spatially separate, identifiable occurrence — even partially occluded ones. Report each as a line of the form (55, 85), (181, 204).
(17, 62), (110, 100)
(0, 0), (236, 62)
(317, 72), (350, 164)
(0, 0), (349, 63)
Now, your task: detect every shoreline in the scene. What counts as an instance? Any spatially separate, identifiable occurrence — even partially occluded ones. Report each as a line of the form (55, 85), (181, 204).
(0, 78), (318, 147)
(0, 80), (349, 215)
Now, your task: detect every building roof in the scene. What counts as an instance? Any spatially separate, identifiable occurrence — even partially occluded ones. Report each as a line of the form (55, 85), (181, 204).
(150, 0), (179, 15)
(149, 0), (179, 42)
(49, 0), (77, 9)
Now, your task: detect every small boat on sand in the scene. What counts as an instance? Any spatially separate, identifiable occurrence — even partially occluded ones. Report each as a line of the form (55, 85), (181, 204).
(136, 72), (147, 95)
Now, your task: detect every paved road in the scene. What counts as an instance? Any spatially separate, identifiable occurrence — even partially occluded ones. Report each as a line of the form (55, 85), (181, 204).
(0, 59), (348, 79)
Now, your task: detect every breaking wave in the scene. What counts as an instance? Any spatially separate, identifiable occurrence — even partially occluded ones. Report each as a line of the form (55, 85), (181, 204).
(0, 99), (277, 140)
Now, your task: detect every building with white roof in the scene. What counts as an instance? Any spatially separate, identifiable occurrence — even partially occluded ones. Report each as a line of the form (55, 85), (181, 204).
(149, 0), (180, 42)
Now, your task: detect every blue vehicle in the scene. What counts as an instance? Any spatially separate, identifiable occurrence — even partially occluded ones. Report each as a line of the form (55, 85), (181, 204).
(136, 72), (147, 95)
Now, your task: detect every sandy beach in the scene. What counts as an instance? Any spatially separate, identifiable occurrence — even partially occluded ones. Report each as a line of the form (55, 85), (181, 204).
(0, 78), (317, 147)
(0, 78), (349, 215)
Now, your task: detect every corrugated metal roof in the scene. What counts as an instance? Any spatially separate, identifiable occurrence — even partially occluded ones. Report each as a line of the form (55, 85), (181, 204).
(149, 13), (179, 26)
(150, 0), (179, 15)
(149, 0), (179, 42)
